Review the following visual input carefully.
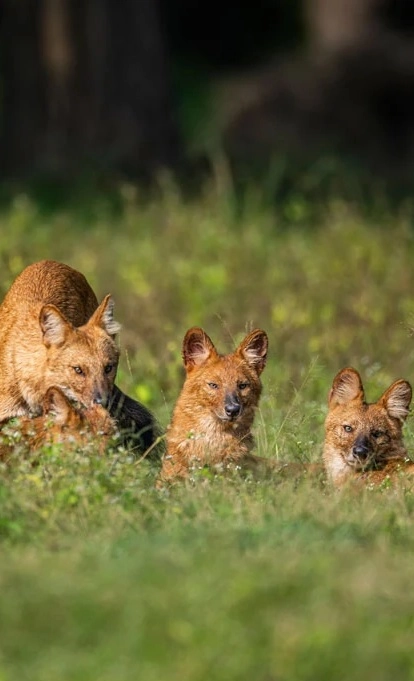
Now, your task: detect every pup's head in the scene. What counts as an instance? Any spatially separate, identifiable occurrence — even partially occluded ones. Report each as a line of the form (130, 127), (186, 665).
(21, 387), (117, 453)
(40, 295), (120, 409)
(181, 327), (268, 428)
(323, 367), (412, 486)
(42, 387), (117, 437)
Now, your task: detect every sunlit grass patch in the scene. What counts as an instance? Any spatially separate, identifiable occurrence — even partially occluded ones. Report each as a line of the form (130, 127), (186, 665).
(0, 181), (414, 678)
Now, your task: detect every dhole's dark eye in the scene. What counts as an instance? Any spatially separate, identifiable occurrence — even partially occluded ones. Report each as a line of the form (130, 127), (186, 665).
(343, 424), (353, 433)
(207, 382), (219, 389)
(238, 382), (249, 390)
(372, 430), (385, 439)
(73, 366), (84, 375)
(104, 364), (113, 374)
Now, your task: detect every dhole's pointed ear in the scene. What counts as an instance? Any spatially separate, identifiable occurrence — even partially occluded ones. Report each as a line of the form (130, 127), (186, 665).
(40, 305), (73, 347)
(42, 387), (72, 425)
(380, 379), (412, 423)
(328, 367), (365, 407)
(182, 327), (217, 371)
(237, 329), (268, 375)
(89, 295), (121, 338)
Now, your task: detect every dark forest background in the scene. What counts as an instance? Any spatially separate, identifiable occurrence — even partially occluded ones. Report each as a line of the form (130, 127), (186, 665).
(1, 0), (414, 192)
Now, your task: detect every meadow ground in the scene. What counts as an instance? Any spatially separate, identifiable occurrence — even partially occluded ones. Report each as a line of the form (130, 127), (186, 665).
(1, 178), (414, 680)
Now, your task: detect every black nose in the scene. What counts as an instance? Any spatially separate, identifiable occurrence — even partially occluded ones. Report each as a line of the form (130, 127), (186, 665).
(352, 437), (370, 459)
(93, 392), (106, 406)
(225, 396), (241, 418)
(353, 445), (369, 458)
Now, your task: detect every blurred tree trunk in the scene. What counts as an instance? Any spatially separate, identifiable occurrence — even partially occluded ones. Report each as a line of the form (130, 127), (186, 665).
(0, 0), (181, 179)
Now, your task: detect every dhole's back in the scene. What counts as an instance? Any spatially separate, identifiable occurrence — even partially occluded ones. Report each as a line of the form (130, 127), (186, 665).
(0, 260), (98, 325)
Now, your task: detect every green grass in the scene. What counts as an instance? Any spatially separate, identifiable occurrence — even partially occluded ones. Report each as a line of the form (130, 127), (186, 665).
(0, 178), (414, 679)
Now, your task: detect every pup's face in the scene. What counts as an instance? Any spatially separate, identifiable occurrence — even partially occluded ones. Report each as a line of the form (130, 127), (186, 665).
(323, 367), (411, 483)
(181, 327), (268, 428)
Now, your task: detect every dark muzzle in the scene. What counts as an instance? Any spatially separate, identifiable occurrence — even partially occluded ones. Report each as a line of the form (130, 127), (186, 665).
(224, 394), (242, 419)
(352, 435), (371, 460)
(93, 390), (108, 407)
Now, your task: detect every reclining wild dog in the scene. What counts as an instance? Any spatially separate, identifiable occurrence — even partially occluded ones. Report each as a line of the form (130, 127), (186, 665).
(0, 260), (157, 454)
(159, 326), (269, 483)
(323, 367), (413, 488)
(0, 386), (117, 460)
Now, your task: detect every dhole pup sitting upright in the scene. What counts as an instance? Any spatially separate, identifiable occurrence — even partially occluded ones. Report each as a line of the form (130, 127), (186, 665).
(0, 260), (156, 453)
(323, 367), (413, 488)
(159, 326), (268, 483)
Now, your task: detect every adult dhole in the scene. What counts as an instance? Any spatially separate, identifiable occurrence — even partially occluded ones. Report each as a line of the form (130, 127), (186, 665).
(159, 326), (268, 483)
(323, 367), (413, 488)
(0, 386), (117, 460)
(0, 260), (156, 452)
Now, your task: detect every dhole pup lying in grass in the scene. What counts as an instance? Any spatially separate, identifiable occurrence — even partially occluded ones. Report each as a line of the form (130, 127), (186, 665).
(323, 367), (413, 488)
(0, 260), (156, 455)
(0, 387), (117, 461)
(159, 327), (269, 483)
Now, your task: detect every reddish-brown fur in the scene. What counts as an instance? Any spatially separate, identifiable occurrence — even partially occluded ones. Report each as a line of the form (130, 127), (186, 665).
(0, 261), (120, 421)
(0, 386), (117, 460)
(323, 367), (413, 488)
(159, 327), (268, 483)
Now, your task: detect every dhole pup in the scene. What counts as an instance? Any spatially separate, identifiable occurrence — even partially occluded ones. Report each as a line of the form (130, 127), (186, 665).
(0, 387), (117, 460)
(159, 326), (268, 483)
(323, 367), (413, 488)
(0, 260), (156, 453)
